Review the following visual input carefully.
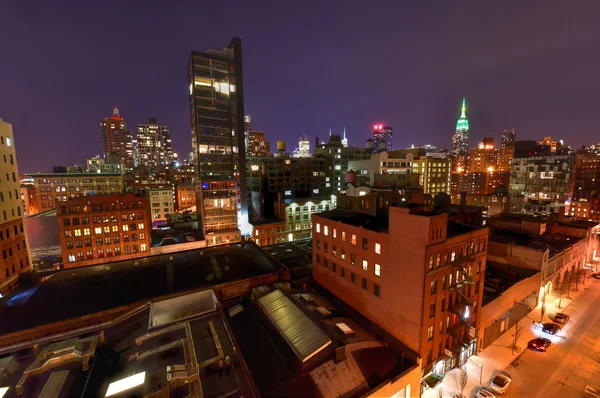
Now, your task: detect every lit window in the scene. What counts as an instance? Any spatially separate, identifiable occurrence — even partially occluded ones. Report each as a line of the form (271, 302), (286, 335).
(333, 228), (337, 238)
(324, 226), (328, 236)
(285, 190), (291, 196)
(74, 229), (81, 236)
(138, 223), (144, 229)
(94, 227), (102, 234)
(105, 372), (146, 397)
(316, 223), (321, 233)
(451, 250), (456, 262)
(84, 228), (90, 236)
(68, 254), (76, 262)
(341, 231), (346, 242)
(313, 189), (319, 194)
(6, 138), (11, 147)
(112, 225), (119, 232)
(375, 264), (380, 277)
(375, 242), (381, 254)
(104, 226), (110, 233)
(140, 243), (147, 251)
(351, 234), (356, 245)
(362, 259), (368, 270)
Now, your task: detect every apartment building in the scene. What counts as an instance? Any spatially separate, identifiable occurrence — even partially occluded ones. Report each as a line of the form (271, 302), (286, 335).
(0, 119), (31, 294)
(56, 193), (151, 268)
(148, 188), (174, 228)
(312, 205), (488, 387)
(176, 184), (195, 211)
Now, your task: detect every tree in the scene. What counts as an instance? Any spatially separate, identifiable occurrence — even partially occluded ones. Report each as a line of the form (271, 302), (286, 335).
(458, 366), (468, 397)
(512, 321), (523, 354)
(540, 298), (547, 323)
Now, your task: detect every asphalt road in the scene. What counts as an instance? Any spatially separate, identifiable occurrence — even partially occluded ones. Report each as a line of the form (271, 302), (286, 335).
(503, 280), (600, 398)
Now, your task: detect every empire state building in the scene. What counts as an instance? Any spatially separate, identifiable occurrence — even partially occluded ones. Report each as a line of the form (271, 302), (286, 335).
(452, 98), (470, 155)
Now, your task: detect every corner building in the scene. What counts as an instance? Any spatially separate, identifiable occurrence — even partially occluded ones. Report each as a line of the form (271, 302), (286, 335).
(189, 38), (247, 245)
(312, 207), (488, 386)
(0, 120), (31, 293)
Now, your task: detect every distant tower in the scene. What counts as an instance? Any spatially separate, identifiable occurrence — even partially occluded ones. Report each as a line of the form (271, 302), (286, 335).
(294, 134), (310, 158)
(501, 128), (516, 148)
(341, 127), (348, 147)
(452, 98), (470, 155)
(373, 124), (393, 153)
(100, 107), (134, 170)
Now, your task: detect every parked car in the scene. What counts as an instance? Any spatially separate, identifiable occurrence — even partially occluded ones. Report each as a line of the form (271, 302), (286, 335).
(528, 337), (552, 352)
(489, 372), (512, 394)
(475, 387), (496, 398)
(542, 323), (561, 335)
(554, 313), (569, 324)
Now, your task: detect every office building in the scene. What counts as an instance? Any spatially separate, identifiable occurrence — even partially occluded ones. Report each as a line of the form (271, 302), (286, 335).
(452, 98), (469, 155)
(569, 152), (600, 201)
(508, 153), (571, 215)
(410, 156), (451, 195)
(188, 38), (247, 245)
(312, 205), (488, 386)
(0, 120), (31, 294)
(501, 128), (516, 148)
(100, 107), (134, 170)
(22, 172), (124, 215)
(86, 155), (124, 174)
(136, 117), (174, 167)
(148, 188), (175, 228)
(56, 193), (151, 268)
(175, 184), (195, 211)
(349, 151), (414, 186)
(246, 130), (270, 157)
(373, 124), (393, 153)
(314, 134), (372, 192)
(293, 134), (310, 158)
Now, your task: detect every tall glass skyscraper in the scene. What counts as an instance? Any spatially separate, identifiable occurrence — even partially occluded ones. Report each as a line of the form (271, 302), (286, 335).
(452, 98), (470, 155)
(373, 124), (393, 153)
(188, 38), (248, 246)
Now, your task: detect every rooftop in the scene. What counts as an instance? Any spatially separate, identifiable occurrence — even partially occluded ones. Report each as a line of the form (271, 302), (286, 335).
(482, 262), (540, 306)
(25, 172), (122, 177)
(315, 209), (389, 233)
(0, 242), (283, 336)
(490, 230), (584, 255)
(262, 240), (313, 280)
(0, 291), (256, 398)
(225, 285), (416, 397)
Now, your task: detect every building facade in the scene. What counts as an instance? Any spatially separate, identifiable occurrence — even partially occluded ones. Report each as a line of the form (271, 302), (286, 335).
(246, 130), (270, 157)
(0, 119), (32, 293)
(508, 154), (571, 215)
(349, 151), (414, 186)
(148, 188), (175, 228)
(100, 108), (134, 170)
(312, 207), (488, 384)
(176, 184), (195, 211)
(452, 98), (469, 156)
(411, 156), (450, 195)
(501, 128), (516, 148)
(22, 172), (124, 215)
(56, 193), (151, 268)
(136, 117), (173, 167)
(189, 38), (247, 245)
(373, 125), (393, 153)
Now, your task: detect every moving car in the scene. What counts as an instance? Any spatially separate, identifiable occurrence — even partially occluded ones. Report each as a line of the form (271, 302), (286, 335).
(489, 372), (512, 394)
(541, 322), (561, 335)
(554, 313), (569, 324)
(528, 337), (552, 352)
(475, 387), (496, 398)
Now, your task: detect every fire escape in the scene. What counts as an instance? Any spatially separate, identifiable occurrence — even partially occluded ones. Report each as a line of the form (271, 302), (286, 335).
(446, 254), (477, 356)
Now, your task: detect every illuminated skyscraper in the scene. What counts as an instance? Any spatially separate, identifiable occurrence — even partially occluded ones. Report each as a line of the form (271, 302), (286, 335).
(293, 134), (310, 158)
(341, 127), (348, 147)
(501, 128), (516, 148)
(373, 124), (393, 153)
(189, 38), (247, 246)
(452, 98), (470, 155)
(136, 117), (173, 167)
(100, 107), (134, 170)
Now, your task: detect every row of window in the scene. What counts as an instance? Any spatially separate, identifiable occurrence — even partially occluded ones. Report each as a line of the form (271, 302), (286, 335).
(0, 189), (19, 202)
(66, 244), (147, 262)
(428, 240), (486, 271)
(64, 223), (145, 237)
(315, 245), (382, 276)
(315, 223), (381, 254)
(65, 233), (145, 248)
(59, 202), (144, 213)
(2, 206), (22, 221)
(2, 239), (26, 260)
(3, 258), (25, 280)
(63, 213), (144, 226)
(0, 222), (24, 241)
(317, 255), (381, 297)
(430, 265), (480, 295)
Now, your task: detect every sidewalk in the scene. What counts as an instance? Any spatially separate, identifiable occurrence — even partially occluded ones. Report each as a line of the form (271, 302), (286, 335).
(423, 277), (594, 398)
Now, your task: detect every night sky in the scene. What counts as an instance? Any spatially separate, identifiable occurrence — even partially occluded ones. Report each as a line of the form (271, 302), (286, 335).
(2, 1), (600, 172)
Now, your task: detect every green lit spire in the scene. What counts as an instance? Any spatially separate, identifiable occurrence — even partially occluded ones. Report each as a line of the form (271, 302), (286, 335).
(456, 97), (469, 132)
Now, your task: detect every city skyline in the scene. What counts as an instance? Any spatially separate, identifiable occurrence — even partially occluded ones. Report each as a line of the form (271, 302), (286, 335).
(2, 2), (600, 172)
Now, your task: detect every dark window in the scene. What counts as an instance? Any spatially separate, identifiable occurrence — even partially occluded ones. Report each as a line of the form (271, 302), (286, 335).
(441, 297), (446, 312)
(351, 253), (356, 265)
(316, 254), (320, 264)
(341, 267), (345, 278)
(324, 258), (328, 269)
(63, 218), (71, 226)
(351, 272), (356, 284)
(374, 284), (380, 297)
(332, 262), (337, 273)
(324, 242), (328, 253)
(362, 277), (367, 290)
(362, 237), (368, 250)
(429, 302), (436, 318)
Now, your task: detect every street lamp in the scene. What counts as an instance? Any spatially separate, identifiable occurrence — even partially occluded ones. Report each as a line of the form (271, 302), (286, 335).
(478, 362), (483, 385)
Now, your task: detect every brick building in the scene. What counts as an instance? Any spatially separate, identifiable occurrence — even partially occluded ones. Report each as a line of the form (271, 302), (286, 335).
(312, 206), (488, 386)
(0, 119), (31, 294)
(22, 172), (123, 215)
(56, 193), (151, 268)
(176, 184), (195, 211)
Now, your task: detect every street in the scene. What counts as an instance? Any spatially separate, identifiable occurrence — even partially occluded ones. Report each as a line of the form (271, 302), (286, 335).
(504, 278), (600, 398)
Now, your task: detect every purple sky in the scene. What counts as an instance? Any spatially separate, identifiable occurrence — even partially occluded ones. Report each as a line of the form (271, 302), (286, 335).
(2, 1), (600, 172)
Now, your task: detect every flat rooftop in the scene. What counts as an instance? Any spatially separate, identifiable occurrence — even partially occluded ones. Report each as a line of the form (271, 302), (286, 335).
(490, 230), (584, 255)
(483, 262), (540, 306)
(0, 242), (283, 336)
(262, 240), (313, 280)
(316, 210), (389, 233)
(0, 292), (256, 398)
(226, 286), (417, 398)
